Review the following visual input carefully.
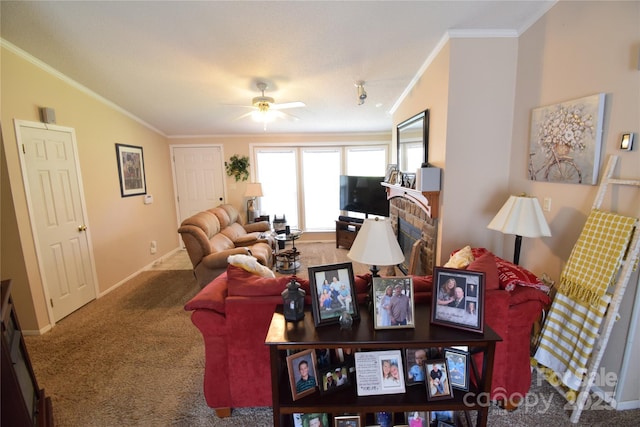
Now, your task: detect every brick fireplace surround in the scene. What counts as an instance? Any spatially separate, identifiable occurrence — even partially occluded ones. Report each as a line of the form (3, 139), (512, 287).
(389, 196), (438, 276)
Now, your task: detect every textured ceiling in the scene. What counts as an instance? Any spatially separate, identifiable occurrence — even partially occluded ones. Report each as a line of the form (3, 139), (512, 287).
(1, 1), (555, 136)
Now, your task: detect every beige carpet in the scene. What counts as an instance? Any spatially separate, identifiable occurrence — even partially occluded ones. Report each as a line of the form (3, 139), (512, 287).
(23, 243), (639, 426)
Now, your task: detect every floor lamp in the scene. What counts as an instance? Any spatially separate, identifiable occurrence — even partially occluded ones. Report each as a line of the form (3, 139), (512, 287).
(244, 182), (263, 223)
(487, 194), (551, 265)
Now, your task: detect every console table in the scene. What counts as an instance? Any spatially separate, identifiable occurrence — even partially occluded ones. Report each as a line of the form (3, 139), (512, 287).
(265, 304), (501, 426)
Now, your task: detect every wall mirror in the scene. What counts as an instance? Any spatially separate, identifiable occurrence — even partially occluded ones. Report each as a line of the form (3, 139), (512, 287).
(397, 109), (429, 173)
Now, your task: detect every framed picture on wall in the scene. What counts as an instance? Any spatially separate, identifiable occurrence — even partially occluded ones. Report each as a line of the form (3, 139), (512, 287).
(115, 143), (146, 197)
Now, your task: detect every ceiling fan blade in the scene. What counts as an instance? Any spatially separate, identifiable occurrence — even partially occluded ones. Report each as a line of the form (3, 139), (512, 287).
(271, 101), (305, 110)
(274, 110), (300, 121)
(233, 111), (255, 121)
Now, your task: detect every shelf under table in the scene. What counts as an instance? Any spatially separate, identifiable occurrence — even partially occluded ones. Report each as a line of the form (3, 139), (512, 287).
(265, 304), (502, 427)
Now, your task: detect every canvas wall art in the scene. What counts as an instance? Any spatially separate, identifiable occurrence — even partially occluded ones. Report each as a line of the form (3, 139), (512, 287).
(528, 93), (605, 185)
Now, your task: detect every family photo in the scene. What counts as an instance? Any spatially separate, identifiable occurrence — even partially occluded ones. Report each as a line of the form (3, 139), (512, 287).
(310, 263), (359, 326)
(373, 277), (415, 329)
(431, 268), (484, 333)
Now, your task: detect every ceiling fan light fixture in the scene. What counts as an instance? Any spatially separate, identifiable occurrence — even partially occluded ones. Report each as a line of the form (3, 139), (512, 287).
(251, 109), (276, 123)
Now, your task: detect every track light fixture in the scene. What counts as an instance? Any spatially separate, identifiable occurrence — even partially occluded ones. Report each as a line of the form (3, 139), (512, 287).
(355, 81), (367, 105)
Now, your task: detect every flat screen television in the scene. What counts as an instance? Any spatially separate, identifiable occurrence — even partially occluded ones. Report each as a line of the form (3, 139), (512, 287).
(339, 175), (389, 217)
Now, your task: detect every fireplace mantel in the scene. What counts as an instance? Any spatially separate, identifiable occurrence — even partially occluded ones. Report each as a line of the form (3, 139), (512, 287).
(381, 183), (440, 219)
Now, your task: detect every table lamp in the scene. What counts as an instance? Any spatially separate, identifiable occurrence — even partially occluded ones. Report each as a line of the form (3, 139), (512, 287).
(487, 194), (551, 265)
(244, 182), (263, 222)
(347, 217), (404, 308)
(347, 217), (404, 277)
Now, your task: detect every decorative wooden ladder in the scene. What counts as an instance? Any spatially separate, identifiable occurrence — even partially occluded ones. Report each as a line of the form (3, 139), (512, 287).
(535, 154), (640, 423)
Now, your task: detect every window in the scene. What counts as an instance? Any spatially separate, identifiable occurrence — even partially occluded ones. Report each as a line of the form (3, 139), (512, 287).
(254, 143), (388, 231)
(302, 148), (341, 231)
(256, 149), (299, 228)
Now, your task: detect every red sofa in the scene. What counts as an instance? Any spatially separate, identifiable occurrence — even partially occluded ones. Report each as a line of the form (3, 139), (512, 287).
(184, 249), (550, 416)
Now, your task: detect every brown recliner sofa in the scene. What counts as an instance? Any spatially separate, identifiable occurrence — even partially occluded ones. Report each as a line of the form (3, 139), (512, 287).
(178, 204), (274, 286)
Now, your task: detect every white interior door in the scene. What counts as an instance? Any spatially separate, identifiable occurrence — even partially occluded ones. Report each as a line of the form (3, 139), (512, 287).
(15, 121), (98, 322)
(172, 145), (225, 224)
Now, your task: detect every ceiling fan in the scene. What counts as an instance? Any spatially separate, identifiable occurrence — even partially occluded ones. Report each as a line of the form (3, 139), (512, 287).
(235, 82), (305, 129)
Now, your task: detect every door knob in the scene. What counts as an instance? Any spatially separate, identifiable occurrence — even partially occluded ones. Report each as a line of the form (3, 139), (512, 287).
(78, 225), (87, 231)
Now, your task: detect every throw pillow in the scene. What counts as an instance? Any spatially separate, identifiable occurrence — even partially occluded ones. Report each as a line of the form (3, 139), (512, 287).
(443, 245), (474, 269)
(465, 252), (500, 290)
(494, 256), (546, 291)
(227, 253), (276, 278)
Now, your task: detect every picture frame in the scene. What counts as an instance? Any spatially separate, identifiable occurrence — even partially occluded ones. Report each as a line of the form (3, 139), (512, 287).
(404, 172), (416, 189)
(425, 359), (453, 401)
(404, 348), (429, 386)
(354, 350), (405, 396)
(334, 414), (361, 427)
(293, 412), (330, 427)
(373, 277), (414, 330)
(309, 262), (360, 327)
(404, 411), (428, 427)
(384, 163), (398, 183)
(287, 349), (318, 401)
(444, 347), (469, 391)
(430, 410), (455, 425)
(319, 364), (351, 395)
(115, 143), (146, 197)
(431, 267), (485, 334)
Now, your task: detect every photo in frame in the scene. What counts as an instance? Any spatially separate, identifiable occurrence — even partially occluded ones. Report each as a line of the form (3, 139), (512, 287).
(384, 163), (398, 183)
(309, 263), (359, 327)
(334, 414), (361, 427)
(431, 267), (484, 333)
(354, 350), (405, 396)
(444, 347), (470, 391)
(373, 277), (415, 330)
(404, 172), (416, 189)
(319, 364), (351, 395)
(404, 348), (429, 386)
(430, 410), (455, 425)
(404, 411), (429, 427)
(115, 143), (146, 197)
(293, 412), (330, 427)
(287, 349), (318, 401)
(425, 359), (453, 401)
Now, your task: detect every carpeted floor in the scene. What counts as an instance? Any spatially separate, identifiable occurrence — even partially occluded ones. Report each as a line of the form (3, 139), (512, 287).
(23, 243), (639, 426)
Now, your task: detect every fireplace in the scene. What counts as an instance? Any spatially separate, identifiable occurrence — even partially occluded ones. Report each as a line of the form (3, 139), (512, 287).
(389, 197), (437, 276)
(398, 218), (422, 273)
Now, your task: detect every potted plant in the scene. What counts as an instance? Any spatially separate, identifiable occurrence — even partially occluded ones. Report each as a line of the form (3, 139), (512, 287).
(225, 155), (250, 182)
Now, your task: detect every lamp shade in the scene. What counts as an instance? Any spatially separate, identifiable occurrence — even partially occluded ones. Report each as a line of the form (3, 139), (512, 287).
(487, 195), (551, 238)
(244, 182), (263, 198)
(347, 217), (404, 266)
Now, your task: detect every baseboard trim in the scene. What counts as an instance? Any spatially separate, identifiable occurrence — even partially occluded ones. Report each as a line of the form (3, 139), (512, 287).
(99, 247), (183, 298)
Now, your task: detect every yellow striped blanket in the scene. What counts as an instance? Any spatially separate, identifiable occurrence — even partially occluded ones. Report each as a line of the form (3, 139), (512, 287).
(534, 209), (636, 391)
(559, 209), (636, 305)
(534, 291), (610, 391)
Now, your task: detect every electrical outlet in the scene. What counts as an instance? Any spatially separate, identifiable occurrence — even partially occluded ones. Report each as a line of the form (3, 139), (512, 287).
(543, 197), (552, 212)
(150, 240), (157, 254)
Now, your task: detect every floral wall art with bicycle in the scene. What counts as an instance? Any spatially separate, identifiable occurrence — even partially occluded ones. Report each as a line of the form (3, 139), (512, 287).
(528, 93), (605, 185)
